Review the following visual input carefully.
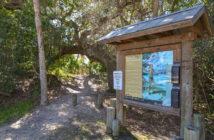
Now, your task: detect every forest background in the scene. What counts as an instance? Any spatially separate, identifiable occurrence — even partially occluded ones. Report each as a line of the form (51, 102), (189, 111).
(0, 0), (213, 135)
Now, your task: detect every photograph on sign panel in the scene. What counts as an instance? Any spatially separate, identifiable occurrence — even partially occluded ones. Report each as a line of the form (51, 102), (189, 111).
(142, 51), (173, 106)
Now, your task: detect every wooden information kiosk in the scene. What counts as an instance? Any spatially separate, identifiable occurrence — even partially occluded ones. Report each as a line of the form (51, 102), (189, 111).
(100, 4), (213, 138)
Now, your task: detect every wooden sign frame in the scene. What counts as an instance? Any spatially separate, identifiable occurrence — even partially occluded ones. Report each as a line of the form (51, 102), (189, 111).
(115, 32), (196, 136)
(100, 5), (213, 137)
(119, 43), (181, 116)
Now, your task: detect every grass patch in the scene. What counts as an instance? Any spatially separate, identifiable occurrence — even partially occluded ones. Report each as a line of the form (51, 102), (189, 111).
(0, 99), (34, 125)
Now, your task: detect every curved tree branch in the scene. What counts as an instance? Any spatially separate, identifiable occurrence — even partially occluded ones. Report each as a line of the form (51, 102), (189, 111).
(3, 0), (23, 10)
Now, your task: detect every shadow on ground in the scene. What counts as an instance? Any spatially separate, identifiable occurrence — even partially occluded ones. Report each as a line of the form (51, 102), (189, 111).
(48, 112), (139, 140)
(0, 75), (180, 140)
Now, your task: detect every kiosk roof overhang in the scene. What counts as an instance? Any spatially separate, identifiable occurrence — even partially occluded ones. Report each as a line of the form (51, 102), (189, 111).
(99, 4), (213, 44)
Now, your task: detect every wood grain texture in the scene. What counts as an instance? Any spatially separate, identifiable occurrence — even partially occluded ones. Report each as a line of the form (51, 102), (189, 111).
(96, 93), (104, 108)
(180, 41), (193, 137)
(194, 113), (205, 140)
(117, 32), (195, 51)
(112, 119), (119, 137)
(106, 107), (115, 134)
(184, 126), (199, 140)
(123, 99), (180, 116)
(116, 51), (124, 124)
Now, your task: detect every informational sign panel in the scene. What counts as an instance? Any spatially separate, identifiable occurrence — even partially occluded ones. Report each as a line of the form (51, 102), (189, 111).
(125, 55), (142, 98)
(124, 51), (174, 107)
(113, 71), (123, 90)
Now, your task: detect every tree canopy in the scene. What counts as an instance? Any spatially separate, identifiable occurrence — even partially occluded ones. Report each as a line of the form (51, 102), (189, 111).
(0, 0), (213, 132)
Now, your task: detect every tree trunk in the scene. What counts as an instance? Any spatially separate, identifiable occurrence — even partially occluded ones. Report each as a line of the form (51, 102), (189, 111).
(152, 0), (160, 17)
(61, 43), (116, 91)
(106, 62), (115, 92)
(86, 51), (115, 91)
(33, 0), (48, 105)
(159, 0), (163, 15)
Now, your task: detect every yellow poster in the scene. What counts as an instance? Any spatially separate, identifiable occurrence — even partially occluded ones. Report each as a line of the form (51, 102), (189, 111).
(125, 55), (142, 98)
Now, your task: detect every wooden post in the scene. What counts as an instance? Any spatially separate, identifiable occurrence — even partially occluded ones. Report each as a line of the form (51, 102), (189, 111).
(180, 40), (193, 137)
(194, 113), (205, 140)
(110, 98), (117, 119)
(116, 51), (124, 124)
(96, 93), (104, 108)
(193, 113), (201, 128)
(106, 107), (115, 134)
(184, 126), (199, 140)
(169, 131), (177, 139)
(112, 119), (119, 137)
(110, 98), (117, 108)
(71, 94), (77, 106)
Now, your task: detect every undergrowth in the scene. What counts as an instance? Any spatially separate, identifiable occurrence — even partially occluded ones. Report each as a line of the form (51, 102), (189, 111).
(0, 99), (35, 125)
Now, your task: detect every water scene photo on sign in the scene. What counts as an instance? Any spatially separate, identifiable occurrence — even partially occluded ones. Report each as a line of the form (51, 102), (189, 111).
(142, 51), (173, 107)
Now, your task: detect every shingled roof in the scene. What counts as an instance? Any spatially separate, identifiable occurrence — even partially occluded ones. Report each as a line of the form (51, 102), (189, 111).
(99, 4), (213, 44)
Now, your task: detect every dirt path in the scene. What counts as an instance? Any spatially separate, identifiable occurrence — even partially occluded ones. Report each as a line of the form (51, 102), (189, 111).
(0, 76), (112, 140)
(0, 76), (176, 140)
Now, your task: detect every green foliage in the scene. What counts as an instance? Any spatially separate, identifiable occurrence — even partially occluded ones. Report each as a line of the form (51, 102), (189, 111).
(193, 37), (214, 134)
(48, 54), (105, 79)
(0, 99), (34, 125)
(192, 1), (214, 134)
(49, 54), (85, 77)
(0, 0), (213, 134)
(0, 1), (37, 93)
(88, 61), (105, 76)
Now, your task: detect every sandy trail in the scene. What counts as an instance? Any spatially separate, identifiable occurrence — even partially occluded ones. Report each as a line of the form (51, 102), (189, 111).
(0, 76), (111, 140)
(0, 76), (175, 140)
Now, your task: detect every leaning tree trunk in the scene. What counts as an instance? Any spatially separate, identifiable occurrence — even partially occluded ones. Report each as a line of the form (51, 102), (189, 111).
(61, 43), (116, 91)
(33, 0), (47, 105)
(85, 44), (116, 92)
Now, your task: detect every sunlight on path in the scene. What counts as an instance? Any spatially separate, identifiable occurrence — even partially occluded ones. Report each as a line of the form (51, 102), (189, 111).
(0, 76), (171, 140)
(0, 76), (109, 140)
